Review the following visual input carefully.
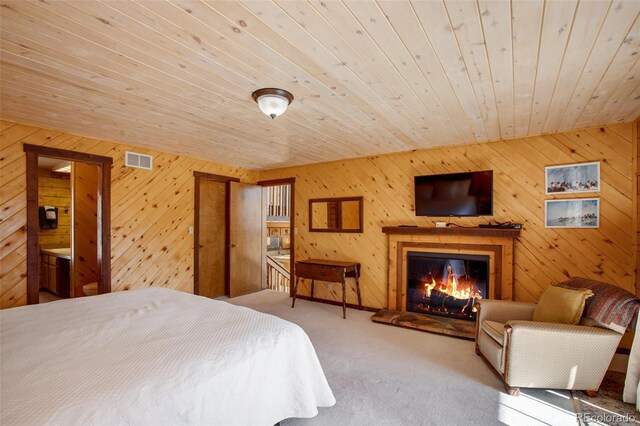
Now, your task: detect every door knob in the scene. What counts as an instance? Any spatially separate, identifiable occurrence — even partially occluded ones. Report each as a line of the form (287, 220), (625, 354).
(229, 243), (237, 248)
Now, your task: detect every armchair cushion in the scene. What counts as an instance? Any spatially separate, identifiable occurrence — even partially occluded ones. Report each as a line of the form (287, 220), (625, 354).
(532, 286), (593, 325)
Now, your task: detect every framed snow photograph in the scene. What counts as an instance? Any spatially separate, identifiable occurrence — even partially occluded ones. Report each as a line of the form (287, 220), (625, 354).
(545, 161), (600, 195)
(545, 198), (599, 229)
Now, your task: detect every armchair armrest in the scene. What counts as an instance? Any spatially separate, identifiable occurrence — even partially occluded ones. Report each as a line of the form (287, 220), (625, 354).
(503, 320), (623, 390)
(476, 299), (536, 325)
(506, 320), (623, 336)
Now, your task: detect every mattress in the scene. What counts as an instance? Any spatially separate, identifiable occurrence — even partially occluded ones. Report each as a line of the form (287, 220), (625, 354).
(0, 288), (335, 425)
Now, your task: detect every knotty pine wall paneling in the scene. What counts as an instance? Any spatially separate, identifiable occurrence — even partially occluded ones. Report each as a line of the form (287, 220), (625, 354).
(259, 124), (635, 309)
(37, 168), (71, 247)
(0, 120), (257, 308)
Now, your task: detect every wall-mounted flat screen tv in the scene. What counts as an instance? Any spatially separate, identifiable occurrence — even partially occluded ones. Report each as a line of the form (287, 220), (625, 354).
(414, 170), (493, 217)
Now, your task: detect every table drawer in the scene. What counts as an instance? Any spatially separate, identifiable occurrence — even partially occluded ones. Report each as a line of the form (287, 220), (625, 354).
(296, 262), (345, 282)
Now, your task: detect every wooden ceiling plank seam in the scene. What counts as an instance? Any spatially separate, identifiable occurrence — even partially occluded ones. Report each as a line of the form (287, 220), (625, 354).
(527, 0), (579, 135)
(1, 0), (640, 170)
(3, 3), (370, 165)
(0, 88), (212, 153)
(370, 0), (482, 142)
(0, 18), (311, 147)
(261, 0), (442, 145)
(0, 70), (264, 145)
(101, 0), (393, 151)
(0, 100), (283, 168)
(477, 0), (515, 139)
(510, 0), (545, 137)
(556, 0), (640, 132)
(265, 0), (453, 148)
(598, 60), (640, 124)
(606, 81), (640, 124)
(302, 0), (446, 144)
(374, 0), (478, 143)
(440, 0), (504, 140)
(575, 15), (640, 128)
(7, 1), (364, 155)
(1, 64), (330, 162)
(185, 0), (423, 147)
(340, 0), (464, 143)
(542, 0), (612, 134)
(5, 58), (324, 166)
(174, 2), (418, 148)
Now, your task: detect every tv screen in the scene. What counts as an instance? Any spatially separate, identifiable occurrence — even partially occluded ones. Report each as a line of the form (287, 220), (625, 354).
(414, 171), (493, 217)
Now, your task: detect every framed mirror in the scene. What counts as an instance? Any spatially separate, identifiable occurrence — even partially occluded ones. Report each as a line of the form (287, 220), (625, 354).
(309, 196), (363, 233)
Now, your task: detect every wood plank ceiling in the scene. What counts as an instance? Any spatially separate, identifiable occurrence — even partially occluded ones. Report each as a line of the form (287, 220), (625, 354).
(1, 0), (639, 170)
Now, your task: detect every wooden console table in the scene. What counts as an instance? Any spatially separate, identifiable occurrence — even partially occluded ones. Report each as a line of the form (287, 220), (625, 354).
(292, 259), (362, 319)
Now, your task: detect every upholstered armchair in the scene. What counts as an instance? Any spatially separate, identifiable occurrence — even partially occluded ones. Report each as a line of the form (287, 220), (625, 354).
(475, 299), (623, 396)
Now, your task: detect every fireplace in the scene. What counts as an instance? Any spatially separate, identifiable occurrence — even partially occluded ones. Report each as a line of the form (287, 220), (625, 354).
(406, 252), (489, 321)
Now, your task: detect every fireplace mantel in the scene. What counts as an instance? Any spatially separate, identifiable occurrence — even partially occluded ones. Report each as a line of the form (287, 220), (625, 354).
(382, 226), (521, 238)
(384, 226), (520, 310)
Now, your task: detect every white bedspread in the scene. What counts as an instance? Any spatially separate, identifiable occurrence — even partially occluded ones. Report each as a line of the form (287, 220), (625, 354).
(0, 288), (335, 425)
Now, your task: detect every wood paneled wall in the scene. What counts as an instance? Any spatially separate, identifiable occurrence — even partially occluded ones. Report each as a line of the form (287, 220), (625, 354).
(259, 124), (635, 309)
(37, 169), (70, 247)
(0, 120), (257, 309)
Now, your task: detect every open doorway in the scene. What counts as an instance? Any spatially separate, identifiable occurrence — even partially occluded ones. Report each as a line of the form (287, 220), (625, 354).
(194, 172), (266, 299)
(24, 144), (112, 305)
(259, 178), (295, 295)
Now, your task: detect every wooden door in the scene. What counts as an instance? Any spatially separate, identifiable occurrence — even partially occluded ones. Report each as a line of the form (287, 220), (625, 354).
(197, 179), (227, 298)
(72, 162), (99, 298)
(229, 182), (264, 297)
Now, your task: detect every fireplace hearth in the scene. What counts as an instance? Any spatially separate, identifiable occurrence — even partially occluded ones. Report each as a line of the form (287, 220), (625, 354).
(406, 252), (489, 321)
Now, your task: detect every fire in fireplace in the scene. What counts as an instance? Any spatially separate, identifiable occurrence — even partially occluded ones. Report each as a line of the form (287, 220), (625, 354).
(406, 252), (490, 321)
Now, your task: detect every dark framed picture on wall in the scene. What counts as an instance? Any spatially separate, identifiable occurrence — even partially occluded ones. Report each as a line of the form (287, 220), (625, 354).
(545, 198), (599, 229)
(545, 161), (600, 194)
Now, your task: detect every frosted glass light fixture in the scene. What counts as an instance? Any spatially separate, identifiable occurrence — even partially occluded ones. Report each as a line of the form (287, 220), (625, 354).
(251, 88), (294, 119)
(52, 161), (71, 173)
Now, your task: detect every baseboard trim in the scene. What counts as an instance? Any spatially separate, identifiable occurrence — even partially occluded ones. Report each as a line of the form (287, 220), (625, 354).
(294, 295), (378, 312)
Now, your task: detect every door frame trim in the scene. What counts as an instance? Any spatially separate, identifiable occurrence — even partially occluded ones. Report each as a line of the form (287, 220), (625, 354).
(257, 177), (296, 297)
(193, 171), (239, 296)
(24, 143), (112, 304)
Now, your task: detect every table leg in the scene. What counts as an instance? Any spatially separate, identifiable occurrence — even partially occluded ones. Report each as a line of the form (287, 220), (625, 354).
(342, 271), (347, 319)
(291, 277), (301, 308)
(310, 279), (315, 301)
(355, 265), (362, 310)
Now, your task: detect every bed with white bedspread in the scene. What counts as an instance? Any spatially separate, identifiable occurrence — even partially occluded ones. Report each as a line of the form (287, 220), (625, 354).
(0, 288), (335, 425)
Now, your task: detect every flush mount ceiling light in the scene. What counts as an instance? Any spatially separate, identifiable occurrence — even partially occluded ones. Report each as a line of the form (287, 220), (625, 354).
(251, 88), (294, 119)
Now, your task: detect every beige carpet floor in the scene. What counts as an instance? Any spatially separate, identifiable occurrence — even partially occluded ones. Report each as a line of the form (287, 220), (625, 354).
(229, 290), (583, 426)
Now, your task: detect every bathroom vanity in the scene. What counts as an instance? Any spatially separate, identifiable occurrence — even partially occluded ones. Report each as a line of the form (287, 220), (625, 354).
(40, 248), (71, 298)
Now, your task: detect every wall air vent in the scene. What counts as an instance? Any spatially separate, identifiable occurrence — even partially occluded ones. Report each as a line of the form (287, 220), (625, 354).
(125, 151), (153, 170)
